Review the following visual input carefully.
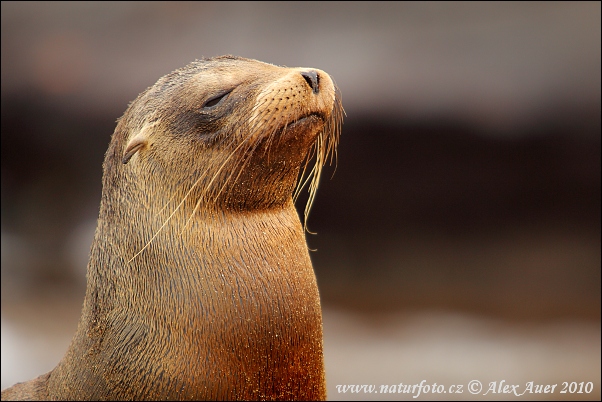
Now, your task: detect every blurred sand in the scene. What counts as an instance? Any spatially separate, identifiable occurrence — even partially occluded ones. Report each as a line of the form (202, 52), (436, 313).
(323, 309), (600, 401)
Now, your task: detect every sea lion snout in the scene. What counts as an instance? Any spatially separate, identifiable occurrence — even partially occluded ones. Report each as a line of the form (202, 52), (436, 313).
(255, 67), (336, 118)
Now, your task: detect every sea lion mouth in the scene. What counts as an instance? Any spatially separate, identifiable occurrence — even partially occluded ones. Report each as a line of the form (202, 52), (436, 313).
(286, 112), (325, 131)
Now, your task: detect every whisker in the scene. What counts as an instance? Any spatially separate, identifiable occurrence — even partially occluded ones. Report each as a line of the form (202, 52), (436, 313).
(180, 129), (253, 234)
(128, 170), (208, 263)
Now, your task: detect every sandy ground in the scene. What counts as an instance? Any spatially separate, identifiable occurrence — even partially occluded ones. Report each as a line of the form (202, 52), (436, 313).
(1, 294), (599, 401)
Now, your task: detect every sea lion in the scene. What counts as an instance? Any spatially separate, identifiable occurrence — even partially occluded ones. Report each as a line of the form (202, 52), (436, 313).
(1, 55), (343, 401)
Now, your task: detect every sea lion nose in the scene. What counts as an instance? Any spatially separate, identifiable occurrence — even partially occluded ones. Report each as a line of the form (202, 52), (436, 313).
(300, 70), (320, 94)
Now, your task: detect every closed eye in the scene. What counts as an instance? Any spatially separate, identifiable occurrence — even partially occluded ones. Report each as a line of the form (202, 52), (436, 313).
(203, 91), (231, 108)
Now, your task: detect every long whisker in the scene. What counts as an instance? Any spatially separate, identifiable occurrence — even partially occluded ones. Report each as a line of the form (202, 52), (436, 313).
(293, 141), (318, 202)
(180, 130), (253, 234)
(295, 86), (344, 232)
(128, 169), (209, 263)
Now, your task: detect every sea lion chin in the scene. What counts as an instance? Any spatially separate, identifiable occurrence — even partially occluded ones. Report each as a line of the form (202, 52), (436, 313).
(1, 55), (343, 401)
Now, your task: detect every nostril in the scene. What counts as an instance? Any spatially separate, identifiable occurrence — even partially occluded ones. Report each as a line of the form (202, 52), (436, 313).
(300, 71), (320, 94)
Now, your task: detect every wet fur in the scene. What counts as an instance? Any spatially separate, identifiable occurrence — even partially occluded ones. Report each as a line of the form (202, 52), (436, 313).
(2, 56), (343, 401)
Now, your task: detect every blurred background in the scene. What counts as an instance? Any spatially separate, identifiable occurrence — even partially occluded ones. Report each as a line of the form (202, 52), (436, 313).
(1, 2), (600, 400)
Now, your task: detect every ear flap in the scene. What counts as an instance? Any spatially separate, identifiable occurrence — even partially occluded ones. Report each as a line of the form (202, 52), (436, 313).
(122, 129), (150, 164)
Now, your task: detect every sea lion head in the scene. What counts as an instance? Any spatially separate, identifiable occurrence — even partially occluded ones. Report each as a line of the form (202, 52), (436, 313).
(105, 56), (343, 222)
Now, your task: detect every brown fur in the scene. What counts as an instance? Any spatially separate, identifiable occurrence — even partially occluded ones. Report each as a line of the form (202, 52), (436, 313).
(1, 55), (343, 401)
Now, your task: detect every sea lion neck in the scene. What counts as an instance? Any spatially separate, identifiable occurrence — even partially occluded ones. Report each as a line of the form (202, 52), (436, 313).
(52, 203), (325, 400)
